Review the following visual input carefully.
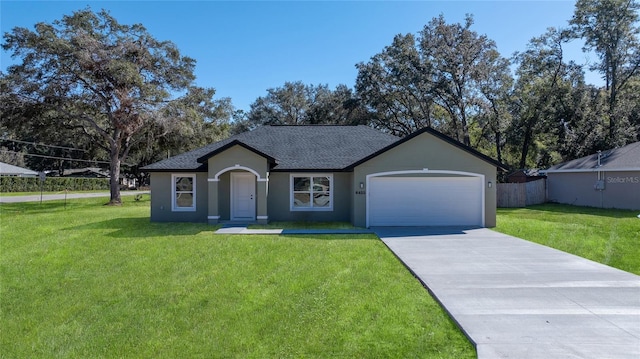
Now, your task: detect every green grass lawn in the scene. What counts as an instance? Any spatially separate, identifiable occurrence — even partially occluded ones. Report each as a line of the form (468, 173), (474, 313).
(495, 203), (640, 275)
(0, 198), (474, 358)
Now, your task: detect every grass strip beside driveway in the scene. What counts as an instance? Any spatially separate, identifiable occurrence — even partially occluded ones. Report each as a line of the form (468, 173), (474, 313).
(1, 198), (474, 358)
(495, 203), (640, 275)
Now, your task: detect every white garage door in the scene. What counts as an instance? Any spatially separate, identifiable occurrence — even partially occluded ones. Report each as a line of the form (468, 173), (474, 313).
(368, 176), (483, 227)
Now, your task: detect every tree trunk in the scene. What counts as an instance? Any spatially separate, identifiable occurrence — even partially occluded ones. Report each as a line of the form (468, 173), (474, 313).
(608, 61), (618, 144)
(462, 122), (471, 147)
(494, 130), (503, 164)
(519, 124), (533, 169)
(460, 111), (471, 147)
(109, 144), (122, 205)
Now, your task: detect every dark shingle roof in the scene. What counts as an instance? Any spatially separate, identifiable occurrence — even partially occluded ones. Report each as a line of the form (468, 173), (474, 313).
(547, 141), (640, 171)
(142, 125), (399, 171)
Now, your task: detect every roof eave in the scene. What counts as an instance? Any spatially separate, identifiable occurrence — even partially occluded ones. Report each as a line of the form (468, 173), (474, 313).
(545, 167), (640, 173)
(142, 164), (208, 173)
(270, 167), (353, 173)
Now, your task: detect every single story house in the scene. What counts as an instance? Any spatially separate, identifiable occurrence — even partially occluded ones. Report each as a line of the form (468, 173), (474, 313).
(545, 141), (640, 210)
(62, 167), (109, 178)
(58, 167), (137, 189)
(143, 125), (507, 227)
(0, 162), (38, 177)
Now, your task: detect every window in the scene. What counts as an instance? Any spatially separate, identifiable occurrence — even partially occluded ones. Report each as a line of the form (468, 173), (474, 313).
(172, 174), (196, 211)
(290, 174), (333, 211)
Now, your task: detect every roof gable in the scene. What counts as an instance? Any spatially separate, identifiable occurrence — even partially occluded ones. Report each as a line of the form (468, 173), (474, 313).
(347, 127), (508, 170)
(196, 140), (277, 164)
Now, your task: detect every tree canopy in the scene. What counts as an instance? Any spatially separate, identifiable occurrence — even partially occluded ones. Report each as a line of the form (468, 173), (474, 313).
(234, 81), (368, 132)
(356, 15), (512, 149)
(1, 9), (230, 203)
(2, 3), (639, 185)
(355, 8), (638, 169)
(571, 0), (640, 145)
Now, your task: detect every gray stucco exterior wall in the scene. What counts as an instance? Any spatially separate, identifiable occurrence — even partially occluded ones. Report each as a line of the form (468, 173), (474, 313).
(206, 145), (269, 179)
(267, 172), (352, 222)
(217, 172), (231, 220)
(547, 171), (640, 210)
(150, 172), (209, 222)
(352, 132), (498, 227)
(206, 145), (270, 223)
(147, 131), (501, 227)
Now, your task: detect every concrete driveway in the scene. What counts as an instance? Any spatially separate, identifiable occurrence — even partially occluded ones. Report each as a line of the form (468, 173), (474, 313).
(373, 227), (640, 359)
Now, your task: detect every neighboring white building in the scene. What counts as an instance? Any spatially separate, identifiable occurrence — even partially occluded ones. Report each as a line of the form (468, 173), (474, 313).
(0, 162), (38, 177)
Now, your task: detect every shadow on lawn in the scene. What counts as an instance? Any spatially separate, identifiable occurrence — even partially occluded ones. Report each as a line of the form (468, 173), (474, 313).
(499, 203), (639, 219)
(0, 200), (106, 215)
(279, 234), (379, 241)
(65, 217), (215, 238)
(370, 226), (474, 238)
(0, 196), (150, 215)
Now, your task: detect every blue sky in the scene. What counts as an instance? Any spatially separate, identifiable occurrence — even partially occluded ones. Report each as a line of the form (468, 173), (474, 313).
(1, 1), (598, 112)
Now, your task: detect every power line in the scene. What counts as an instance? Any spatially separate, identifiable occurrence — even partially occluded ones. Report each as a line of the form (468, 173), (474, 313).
(0, 149), (134, 167)
(0, 149), (110, 164)
(0, 138), (88, 152)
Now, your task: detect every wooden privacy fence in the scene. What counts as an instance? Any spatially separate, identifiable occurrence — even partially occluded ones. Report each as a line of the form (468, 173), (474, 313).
(497, 179), (546, 208)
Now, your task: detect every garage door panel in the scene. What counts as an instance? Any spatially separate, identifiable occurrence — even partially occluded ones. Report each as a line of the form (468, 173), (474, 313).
(369, 177), (483, 227)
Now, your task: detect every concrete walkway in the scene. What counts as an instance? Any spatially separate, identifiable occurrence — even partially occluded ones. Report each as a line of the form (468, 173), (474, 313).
(214, 224), (373, 235)
(0, 191), (149, 203)
(374, 227), (640, 359)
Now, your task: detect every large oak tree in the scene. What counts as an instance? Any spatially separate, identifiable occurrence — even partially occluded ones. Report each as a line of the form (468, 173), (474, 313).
(571, 0), (640, 144)
(356, 15), (511, 147)
(2, 9), (226, 204)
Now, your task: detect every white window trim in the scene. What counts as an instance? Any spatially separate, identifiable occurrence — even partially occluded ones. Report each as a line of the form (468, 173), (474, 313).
(172, 173), (196, 212)
(290, 173), (333, 211)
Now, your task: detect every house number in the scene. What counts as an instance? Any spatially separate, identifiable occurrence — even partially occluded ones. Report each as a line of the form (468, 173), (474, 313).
(355, 190), (366, 195)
